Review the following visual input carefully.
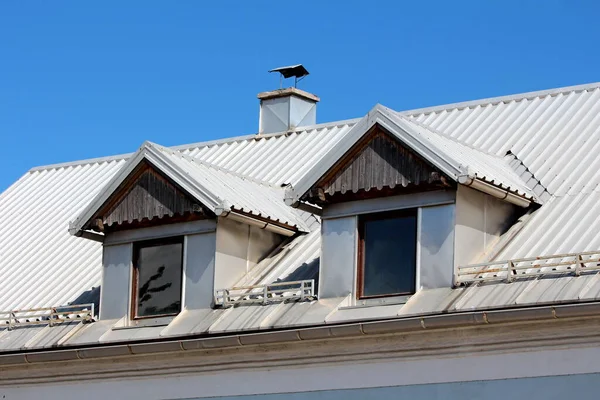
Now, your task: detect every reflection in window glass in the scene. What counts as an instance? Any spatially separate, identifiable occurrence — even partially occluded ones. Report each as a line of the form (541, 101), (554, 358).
(134, 240), (183, 318)
(360, 210), (417, 297)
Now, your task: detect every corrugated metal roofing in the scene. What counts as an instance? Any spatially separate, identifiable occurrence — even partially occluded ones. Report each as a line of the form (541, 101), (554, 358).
(405, 82), (600, 197)
(392, 113), (536, 200)
(0, 159), (126, 313)
(3, 82), (600, 354)
(5, 270), (600, 352)
(0, 122), (352, 313)
(493, 191), (600, 260)
(402, 81), (600, 263)
(154, 144), (310, 230)
(179, 120), (358, 186)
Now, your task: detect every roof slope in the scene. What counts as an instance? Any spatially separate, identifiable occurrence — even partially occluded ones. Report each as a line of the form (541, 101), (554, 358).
(392, 112), (536, 200)
(0, 158), (126, 313)
(405, 82), (600, 197)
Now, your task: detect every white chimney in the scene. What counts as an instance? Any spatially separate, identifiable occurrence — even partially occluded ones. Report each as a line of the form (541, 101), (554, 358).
(258, 65), (320, 134)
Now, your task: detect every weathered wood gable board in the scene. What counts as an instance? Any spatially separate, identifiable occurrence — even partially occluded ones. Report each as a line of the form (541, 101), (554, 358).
(96, 162), (205, 230)
(304, 126), (449, 203)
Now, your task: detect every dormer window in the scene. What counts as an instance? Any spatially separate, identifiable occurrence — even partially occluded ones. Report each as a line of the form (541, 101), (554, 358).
(69, 141), (307, 322)
(285, 106), (537, 303)
(358, 209), (417, 298)
(132, 237), (184, 318)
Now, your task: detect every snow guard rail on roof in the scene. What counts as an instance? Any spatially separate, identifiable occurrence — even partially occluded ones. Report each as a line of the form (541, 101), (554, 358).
(1, 304), (95, 330)
(215, 280), (315, 308)
(457, 251), (600, 285)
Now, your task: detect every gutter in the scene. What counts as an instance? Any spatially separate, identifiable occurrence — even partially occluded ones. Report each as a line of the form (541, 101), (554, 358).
(220, 210), (297, 237)
(71, 229), (105, 243)
(458, 175), (532, 208)
(2, 301), (600, 366)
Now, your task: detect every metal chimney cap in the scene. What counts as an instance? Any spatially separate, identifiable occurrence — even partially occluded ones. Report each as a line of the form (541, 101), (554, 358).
(257, 87), (320, 102)
(269, 64), (309, 79)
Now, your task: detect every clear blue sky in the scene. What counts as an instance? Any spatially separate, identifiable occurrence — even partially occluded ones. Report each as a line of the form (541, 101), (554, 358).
(1, 1), (598, 191)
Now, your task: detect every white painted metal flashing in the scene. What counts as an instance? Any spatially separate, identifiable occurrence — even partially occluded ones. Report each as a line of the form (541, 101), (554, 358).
(103, 219), (216, 246)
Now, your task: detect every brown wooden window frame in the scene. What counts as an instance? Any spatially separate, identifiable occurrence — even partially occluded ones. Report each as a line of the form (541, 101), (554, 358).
(357, 208), (418, 299)
(131, 236), (185, 320)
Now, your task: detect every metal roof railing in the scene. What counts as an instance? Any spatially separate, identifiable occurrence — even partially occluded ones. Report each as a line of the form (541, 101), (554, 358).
(215, 280), (315, 308)
(456, 251), (600, 285)
(0, 303), (95, 330)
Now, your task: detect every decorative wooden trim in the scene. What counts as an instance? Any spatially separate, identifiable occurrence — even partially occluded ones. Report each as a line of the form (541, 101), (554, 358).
(305, 125), (450, 205)
(93, 161), (208, 232)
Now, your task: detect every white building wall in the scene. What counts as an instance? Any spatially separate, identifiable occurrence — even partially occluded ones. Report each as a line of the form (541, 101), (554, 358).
(193, 374), (600, 399)
(3, 345), (600, 399)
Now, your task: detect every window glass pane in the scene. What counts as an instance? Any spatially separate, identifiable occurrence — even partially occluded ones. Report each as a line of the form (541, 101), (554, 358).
(362, 212), (416, 297)
(135, 241), (183, 317)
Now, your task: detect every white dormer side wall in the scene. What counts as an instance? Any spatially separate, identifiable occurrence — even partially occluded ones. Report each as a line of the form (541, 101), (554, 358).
(454, 185), (518, 267)
(214, 217), (282, 291)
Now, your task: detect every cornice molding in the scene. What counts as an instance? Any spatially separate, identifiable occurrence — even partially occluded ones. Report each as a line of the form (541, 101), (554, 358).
(3, 313), (600, 386)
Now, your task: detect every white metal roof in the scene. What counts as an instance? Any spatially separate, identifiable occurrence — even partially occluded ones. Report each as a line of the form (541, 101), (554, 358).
(3, 81), (600, 350)
(0, 159), (126, 314)
(393, 112), (536, 200)
(0, 123), (354, 313)
(405, 82), (600, 197)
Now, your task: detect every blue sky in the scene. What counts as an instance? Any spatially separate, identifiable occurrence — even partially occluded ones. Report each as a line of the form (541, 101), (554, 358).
(0, 1), (598, 191)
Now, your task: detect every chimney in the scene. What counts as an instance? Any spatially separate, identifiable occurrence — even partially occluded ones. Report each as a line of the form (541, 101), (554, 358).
(258, 65), (320, 134)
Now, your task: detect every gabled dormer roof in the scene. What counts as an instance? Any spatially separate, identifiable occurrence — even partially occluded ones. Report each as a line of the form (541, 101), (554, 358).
(285, 104), (538, 207)
(69, 141), (309, 236)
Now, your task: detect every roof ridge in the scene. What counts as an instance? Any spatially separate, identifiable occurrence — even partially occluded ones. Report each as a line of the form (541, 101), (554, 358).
(28, 153), (130, 172)
(172, 118), (361, 152)
(400, 81), (600, 117)
(27, 119), (361, 172)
